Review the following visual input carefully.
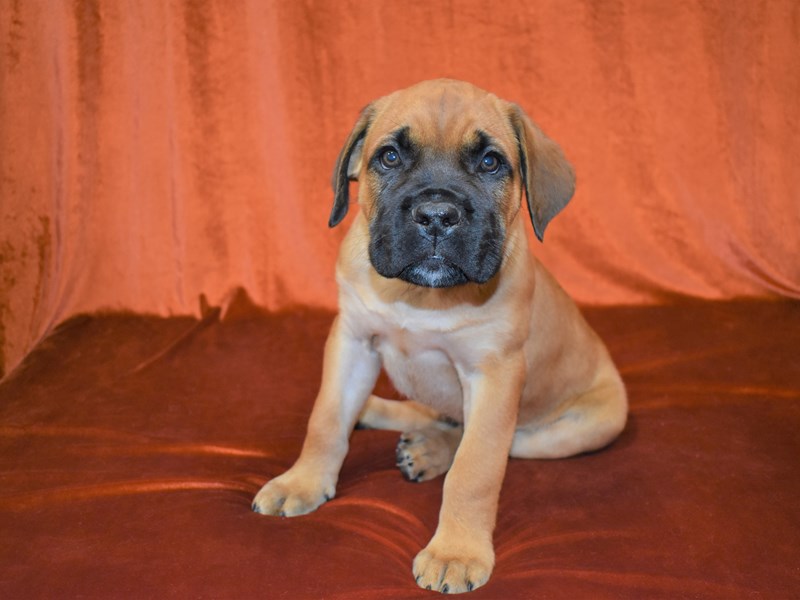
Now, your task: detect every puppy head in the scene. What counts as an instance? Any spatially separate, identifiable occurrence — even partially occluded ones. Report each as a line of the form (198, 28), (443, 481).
(330, 79), (574, 288)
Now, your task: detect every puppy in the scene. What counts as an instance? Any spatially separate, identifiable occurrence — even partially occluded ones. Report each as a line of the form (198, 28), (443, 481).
(252, 79), (627, 594)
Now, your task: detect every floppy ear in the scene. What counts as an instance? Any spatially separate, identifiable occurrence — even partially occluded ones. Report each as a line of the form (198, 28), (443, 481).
(329, 105), (373, 228)
(509, 104), (576, 241)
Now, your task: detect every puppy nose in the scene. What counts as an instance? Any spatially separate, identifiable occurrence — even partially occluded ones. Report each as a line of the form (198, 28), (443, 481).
(411, 201), (463, 231)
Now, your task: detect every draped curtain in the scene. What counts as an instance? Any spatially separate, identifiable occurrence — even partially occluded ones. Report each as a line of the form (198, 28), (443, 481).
(1, 0), (798, 376)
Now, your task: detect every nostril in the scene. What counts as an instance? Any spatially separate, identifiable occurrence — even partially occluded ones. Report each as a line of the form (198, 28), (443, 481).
(441, 205), (460, 227)
(411, 204), (431, 226)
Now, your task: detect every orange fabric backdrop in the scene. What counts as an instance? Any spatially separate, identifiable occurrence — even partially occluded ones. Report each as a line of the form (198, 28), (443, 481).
(1, 0), (798, 376)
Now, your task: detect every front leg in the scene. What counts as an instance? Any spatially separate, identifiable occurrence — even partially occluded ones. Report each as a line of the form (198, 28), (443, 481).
(252, 316), (380, 517)
(413, 355), (524, 593)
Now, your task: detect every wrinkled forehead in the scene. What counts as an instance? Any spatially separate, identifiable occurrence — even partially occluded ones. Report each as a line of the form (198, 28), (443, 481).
(365, 82), (517, 158)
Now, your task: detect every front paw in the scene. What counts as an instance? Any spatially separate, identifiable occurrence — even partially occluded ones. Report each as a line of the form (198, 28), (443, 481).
(251, 472), (335, 517)
(413, 538), (494, 594)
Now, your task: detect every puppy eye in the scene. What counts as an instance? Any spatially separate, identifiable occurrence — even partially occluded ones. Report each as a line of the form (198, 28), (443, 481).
(479, 153), (501, 174)
(379, 148), (401, 169)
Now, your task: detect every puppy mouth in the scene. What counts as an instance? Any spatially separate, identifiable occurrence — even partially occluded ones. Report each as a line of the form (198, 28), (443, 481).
(399, 255), (469, 288)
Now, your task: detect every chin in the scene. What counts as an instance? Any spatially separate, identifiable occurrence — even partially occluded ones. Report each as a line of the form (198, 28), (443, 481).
(398, 257), (470, 288)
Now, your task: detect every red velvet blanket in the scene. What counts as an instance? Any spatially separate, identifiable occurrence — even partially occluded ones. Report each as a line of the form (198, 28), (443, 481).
(2, 300), (797, 598)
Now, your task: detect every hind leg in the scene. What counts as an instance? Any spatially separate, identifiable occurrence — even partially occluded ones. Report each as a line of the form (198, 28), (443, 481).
(356, 395), (443, 430)
(357, 395), (463, 482)
(511, 376), (627, 459)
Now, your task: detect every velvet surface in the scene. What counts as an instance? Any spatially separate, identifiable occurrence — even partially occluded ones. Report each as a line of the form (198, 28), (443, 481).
(1, 298), (798, 598)
(2, 0), (799, 376)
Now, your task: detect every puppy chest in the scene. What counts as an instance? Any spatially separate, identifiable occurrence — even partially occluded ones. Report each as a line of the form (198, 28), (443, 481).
(374, 334), (463, 417)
